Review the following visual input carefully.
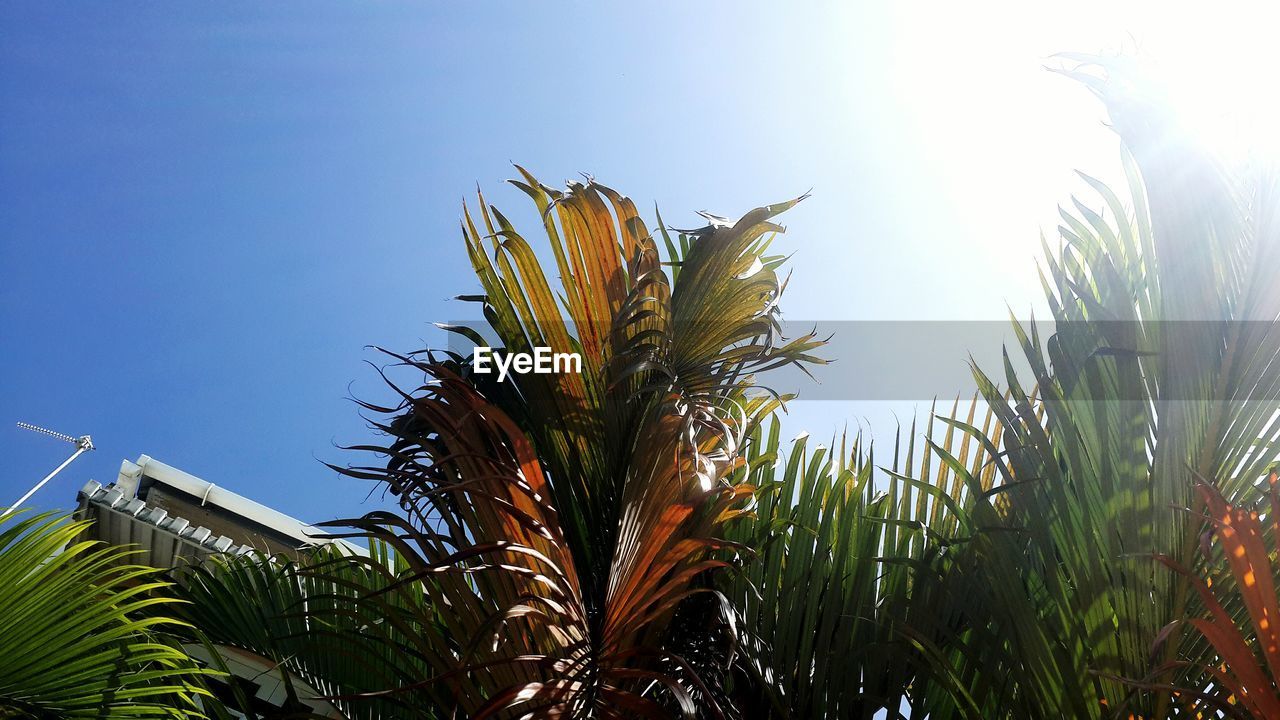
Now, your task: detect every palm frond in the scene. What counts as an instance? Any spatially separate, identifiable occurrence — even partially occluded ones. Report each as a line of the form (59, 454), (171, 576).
(164, 543), (436, 719)
(0, 512), (212, 719)
(1145, 476), (1280, 719)
(722, 398), (1004, 720)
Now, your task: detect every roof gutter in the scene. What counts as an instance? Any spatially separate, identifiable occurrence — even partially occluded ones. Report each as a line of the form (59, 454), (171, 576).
(118, 454), (357, 552)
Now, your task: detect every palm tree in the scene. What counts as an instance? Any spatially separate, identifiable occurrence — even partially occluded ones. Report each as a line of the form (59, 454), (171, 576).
(0, 512), (213, 719)
(891, 55), (1280, 719)
(321, 171), (825, 717)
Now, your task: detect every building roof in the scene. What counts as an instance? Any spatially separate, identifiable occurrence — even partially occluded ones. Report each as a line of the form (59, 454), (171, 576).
(76, 454), (359, 568)
(77, 478), (256, 568)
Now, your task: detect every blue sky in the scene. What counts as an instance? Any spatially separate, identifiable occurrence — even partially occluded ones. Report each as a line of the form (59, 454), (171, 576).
(3, 2), (1228, 524)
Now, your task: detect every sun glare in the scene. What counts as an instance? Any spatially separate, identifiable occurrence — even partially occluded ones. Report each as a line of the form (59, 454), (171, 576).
(1132, 7), (1280, 164)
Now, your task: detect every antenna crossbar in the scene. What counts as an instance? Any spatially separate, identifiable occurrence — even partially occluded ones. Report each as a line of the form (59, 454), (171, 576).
(17, 422), (81, 446)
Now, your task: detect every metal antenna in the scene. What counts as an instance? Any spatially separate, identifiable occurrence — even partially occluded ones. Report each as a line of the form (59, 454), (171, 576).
(3, 422), (95, 519)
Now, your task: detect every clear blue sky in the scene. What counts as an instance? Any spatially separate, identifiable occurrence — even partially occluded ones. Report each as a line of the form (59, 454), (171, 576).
(6, 2), (1232, 524)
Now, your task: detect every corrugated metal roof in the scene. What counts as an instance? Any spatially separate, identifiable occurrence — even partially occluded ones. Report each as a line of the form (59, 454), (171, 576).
(76, 479), (257, 568)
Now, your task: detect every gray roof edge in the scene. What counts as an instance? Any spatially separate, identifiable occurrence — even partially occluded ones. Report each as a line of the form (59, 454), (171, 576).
(78, 479), (258, 557)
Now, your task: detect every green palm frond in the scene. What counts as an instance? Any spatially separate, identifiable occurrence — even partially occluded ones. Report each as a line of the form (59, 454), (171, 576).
(722, 398), (1003, 720)
(0, 512), (212, 719)
(163, 543), (436, 719)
